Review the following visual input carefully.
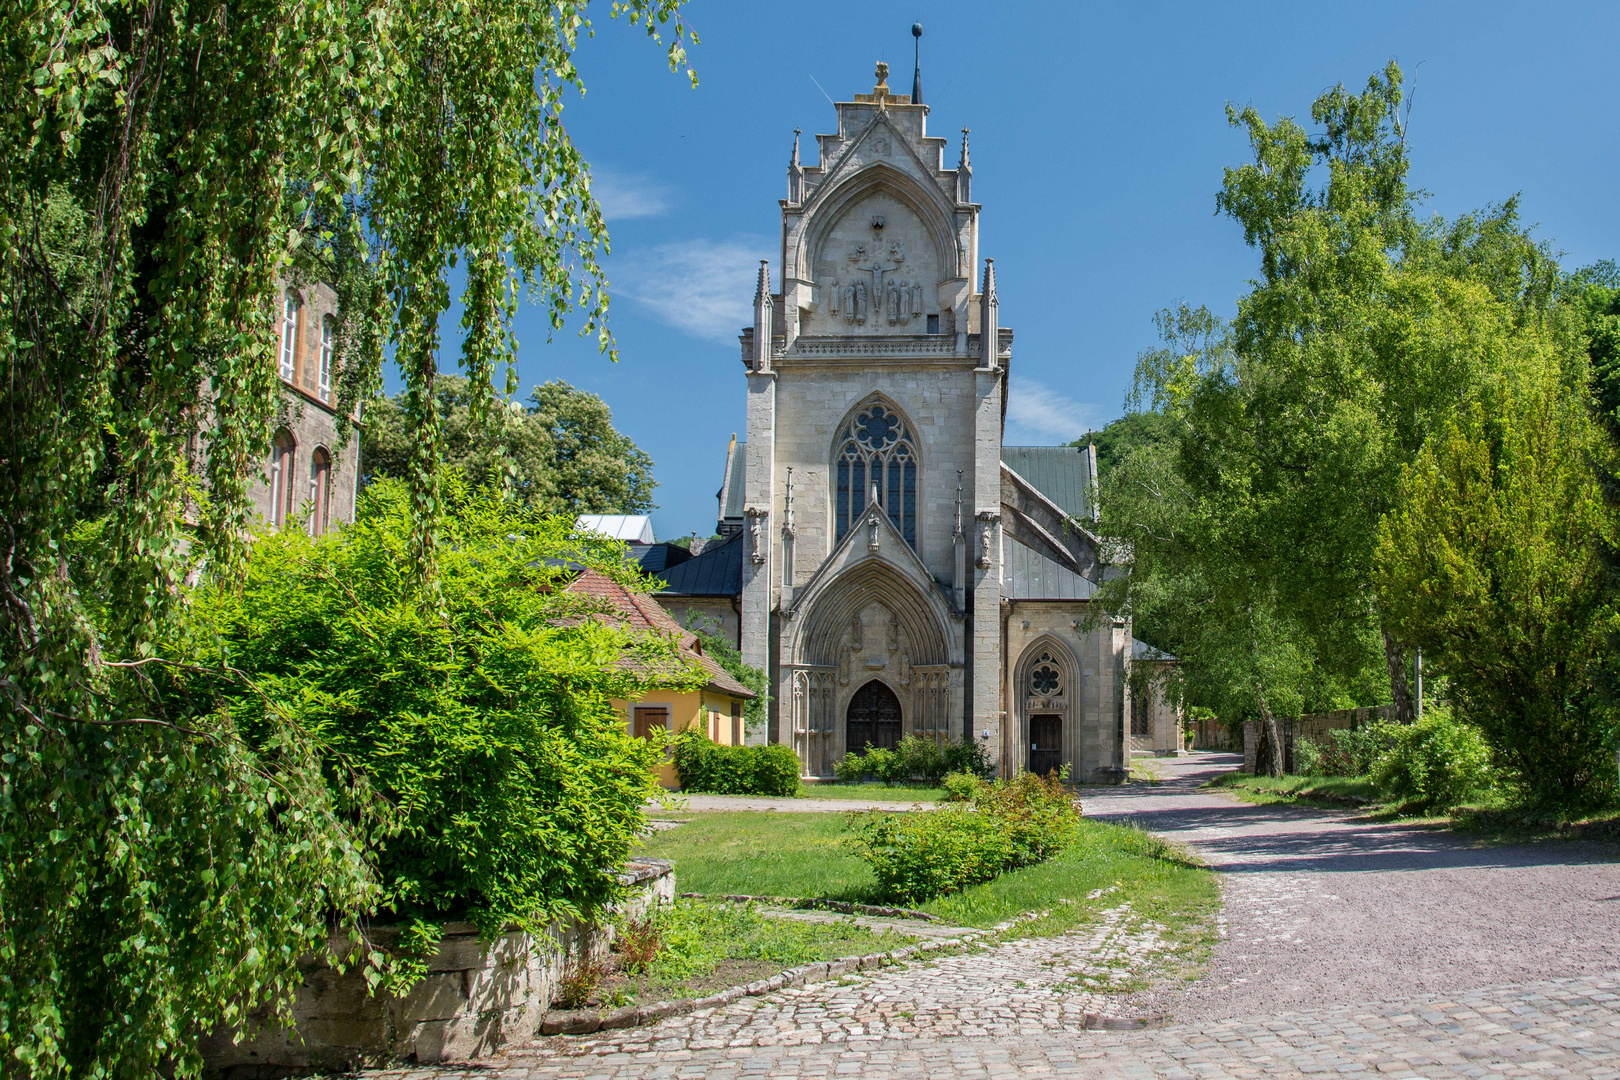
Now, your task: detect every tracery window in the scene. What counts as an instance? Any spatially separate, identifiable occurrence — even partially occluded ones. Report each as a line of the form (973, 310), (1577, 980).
(1029, 652), (1063, 698)
(834, 402), (918, 548)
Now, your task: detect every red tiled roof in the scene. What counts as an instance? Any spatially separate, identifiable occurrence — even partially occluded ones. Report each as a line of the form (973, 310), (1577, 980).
(565, 569), (756, 699)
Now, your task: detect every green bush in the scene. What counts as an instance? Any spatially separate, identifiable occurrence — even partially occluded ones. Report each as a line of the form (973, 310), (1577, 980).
(673, 731), (801, 797)
(940, 771), (983, 802)
(1371, 709), (1492, 811)
(941, 736), (997, 780)
(844, 771), (1080, 902)
(831, 736), (996, 785)
(832, 750), (869, 783)
(196, 479), (680, 936)
(1305, 722), (1400, 777)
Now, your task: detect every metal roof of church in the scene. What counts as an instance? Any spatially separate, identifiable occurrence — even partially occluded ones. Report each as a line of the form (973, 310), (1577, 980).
(719, 438), (746, 524)
(1003, 536), (1097, 600)
(1000, 446), (1094, 522)
(652, 533), (744, 597)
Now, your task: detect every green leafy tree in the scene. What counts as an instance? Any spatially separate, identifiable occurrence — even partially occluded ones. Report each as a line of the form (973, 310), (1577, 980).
(1099, 305), (1386, 774)
(1, 0), (694, 1073)
(1376, 349), (1615, 803)
(1194, 62), (1561, 722)
(195, 479), (687, 932)
(363, 375), (657, 514)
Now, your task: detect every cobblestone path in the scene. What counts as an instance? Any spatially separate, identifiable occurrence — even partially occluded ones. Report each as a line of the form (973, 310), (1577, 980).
(394, 754), (1620, 1078)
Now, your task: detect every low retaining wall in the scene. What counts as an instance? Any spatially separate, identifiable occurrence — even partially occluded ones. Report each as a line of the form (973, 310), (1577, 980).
(1244, 705), (1398, 774)
(201, 859), (674, 1074)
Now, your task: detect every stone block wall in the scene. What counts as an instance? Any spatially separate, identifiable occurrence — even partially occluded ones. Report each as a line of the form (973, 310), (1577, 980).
(201, 860), (674, 1073)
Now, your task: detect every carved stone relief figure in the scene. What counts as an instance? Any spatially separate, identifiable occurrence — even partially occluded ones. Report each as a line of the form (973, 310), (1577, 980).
(976, 514), (996, 569)
(838, 645), (851, 686)
(887, 611), (900, 653)
(898, 646), (912, 687)
(854, 281), (868, 324)
(827, 279), (839, 316)
(910, 282), (923, 318)
(848, 612), (863, 651)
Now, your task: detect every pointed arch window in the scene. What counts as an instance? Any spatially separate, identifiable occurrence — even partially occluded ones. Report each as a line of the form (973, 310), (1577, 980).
(834, 402), (918, 548)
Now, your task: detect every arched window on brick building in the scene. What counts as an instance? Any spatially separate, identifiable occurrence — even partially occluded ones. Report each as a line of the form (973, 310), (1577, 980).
(269, 428), (295, 528)
(308, 446), (332, 536)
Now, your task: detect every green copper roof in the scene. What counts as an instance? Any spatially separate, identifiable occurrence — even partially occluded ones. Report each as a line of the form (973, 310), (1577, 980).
(1001, 445), (1094, 522)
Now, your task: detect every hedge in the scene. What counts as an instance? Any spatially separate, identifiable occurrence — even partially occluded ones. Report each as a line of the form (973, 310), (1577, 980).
(673, 731), (801, 796)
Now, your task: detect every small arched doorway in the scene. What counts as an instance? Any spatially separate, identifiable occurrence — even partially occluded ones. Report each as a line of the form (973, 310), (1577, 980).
(846, 680), (902, 753)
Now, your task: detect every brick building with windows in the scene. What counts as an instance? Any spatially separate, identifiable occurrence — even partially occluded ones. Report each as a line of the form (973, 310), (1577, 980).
(251, 281), (360, 534)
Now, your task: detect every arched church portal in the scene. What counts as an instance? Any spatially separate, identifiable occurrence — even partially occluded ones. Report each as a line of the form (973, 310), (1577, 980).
(1016, 639), (1077, 778)
(846, 680), (902, 753)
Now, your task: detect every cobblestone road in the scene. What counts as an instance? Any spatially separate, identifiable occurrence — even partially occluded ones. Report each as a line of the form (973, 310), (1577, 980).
(397, 754), (1620, 1078)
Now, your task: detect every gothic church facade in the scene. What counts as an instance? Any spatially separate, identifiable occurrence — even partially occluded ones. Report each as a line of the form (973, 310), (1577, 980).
(665, 64), (1131, 782)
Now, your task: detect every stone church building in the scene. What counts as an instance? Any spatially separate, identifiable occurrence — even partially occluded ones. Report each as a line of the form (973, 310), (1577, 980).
(656, 63), (1136, 782)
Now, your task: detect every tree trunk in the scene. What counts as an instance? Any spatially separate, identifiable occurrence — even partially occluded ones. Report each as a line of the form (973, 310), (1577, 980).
(1256, 687), (1286, 778)
(1382, 628), (1415, 724)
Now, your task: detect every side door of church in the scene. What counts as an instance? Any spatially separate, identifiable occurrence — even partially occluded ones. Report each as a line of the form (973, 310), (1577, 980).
(1029, 715), (1063, 777)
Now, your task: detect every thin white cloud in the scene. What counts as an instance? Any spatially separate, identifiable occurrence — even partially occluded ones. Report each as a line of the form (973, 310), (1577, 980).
(592, 170), (672, 222)
(613, 236), (773, 344)
(1005, 375), (1107, 444)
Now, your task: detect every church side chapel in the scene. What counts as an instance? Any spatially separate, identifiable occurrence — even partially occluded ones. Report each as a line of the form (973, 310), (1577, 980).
(655, 54), (1161, 783)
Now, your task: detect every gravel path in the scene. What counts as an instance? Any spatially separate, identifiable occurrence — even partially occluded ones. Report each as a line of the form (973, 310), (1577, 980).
(1083, 753), (1620, 1021)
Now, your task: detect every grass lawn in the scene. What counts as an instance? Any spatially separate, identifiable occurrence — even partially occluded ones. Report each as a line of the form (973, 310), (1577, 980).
(796, 782), (947, 802)
(1207, 772), (1378, 807)
(636, 811), (1219, 943)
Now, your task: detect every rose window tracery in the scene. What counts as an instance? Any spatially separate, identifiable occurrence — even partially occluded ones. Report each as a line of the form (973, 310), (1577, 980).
(834, 403), (918, 548)
(1029, 652), (1062, 698)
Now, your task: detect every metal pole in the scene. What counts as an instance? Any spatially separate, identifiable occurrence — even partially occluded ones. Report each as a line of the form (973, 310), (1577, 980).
(1415, 647), (1423, 721)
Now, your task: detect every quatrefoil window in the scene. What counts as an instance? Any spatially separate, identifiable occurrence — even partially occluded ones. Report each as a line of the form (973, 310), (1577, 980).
(1029, 653), (1062, 697)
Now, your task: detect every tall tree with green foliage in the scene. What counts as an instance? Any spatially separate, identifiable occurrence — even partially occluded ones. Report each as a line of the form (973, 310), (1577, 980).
(363, 375), (658, 514)
(1100, 305), (1386, 773)
(1376, 344), (1614, 803)
(1176, 62), (1560, 723)
(1, 0), (694, 1073)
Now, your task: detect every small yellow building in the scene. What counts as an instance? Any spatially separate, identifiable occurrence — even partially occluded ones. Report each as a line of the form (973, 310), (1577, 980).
(566, 568), (757, 788)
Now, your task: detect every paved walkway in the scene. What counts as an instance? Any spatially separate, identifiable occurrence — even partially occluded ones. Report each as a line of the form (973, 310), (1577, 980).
(404, 753), (1620, 1078)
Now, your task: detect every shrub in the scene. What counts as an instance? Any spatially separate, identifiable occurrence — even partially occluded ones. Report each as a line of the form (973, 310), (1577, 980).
(940, 770), (983, 802)
(1306, 722), (1400, 777)
(555, 953), (611, 1009)
(832, 750), (869, 783)
(1371, 709), (1492, 812)
(895, 734), (945, 783)
(614, 915), (664, 975)
(673, 731), (801, 797)
(196, 479), (678, 937)
(844, 771), (1080, 902)
(941, 736), (997, 780)
(832, 736), (995, 784)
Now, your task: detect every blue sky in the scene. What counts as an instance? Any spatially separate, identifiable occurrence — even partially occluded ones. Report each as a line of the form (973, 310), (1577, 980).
(405, 1), (1620, 541)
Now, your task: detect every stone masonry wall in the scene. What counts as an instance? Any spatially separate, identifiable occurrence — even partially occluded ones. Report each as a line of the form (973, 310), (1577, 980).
(200, 860), (674, 1073)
